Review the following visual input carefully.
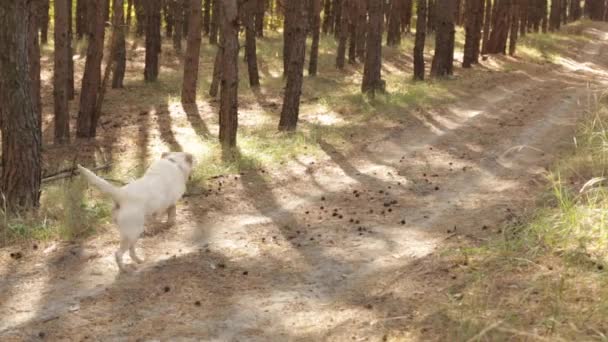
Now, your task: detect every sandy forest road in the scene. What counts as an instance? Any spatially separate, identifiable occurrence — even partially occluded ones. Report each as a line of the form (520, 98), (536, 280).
(3, 27), (608, 341)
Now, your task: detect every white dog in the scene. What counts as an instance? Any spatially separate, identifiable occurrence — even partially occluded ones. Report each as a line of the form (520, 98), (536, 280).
(78, 152), (194, 272)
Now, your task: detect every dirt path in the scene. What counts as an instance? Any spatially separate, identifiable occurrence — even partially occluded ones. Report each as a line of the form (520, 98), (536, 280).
(3, 27), (608, 341)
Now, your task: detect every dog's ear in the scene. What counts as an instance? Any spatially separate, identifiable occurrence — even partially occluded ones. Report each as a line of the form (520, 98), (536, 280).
(161, 152), (170, 159)
(185, 153), (193, 166)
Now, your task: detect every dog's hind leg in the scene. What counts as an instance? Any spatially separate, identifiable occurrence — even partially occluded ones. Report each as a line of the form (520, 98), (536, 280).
(167, 205), (176, 226)
(115, 238), (129, 272)
(129, 243), (144, 264)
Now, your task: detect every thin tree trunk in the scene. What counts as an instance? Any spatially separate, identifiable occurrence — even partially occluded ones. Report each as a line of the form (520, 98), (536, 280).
(430, 0), (455, 77)
(322, 0), (333, 33)
(413, 0), (427, 80)
(509, 0), (520, 55)
(209, 0), (219, 44)
(127, 0), (134, 27)
(243, 0), (261, 86)
(40, 0), (50, 44)
(569, 0), (581, 21)
(348, 1), (357, 63)
(28, 0), (41, 120)
(76, 0), (88, 39)
(144, 0), (161, 82)
(336, 0), (349, 68)
(203, 0), (211, 35)
(486, 0), (511, 54)
(0, 0), (43, 212)
(519, 0), (528, 36)
(355, 0), (367, 61)
(463, 0), (484, 68)
(136, 0), (146, 36)
(278, 0), (308, 132)
(333, 0), (343, 37)
(427, 0), (436, 32)
(113, 0), (127, 88)
(173, 0), (184, 52)
(309, 0), (322, 76)
(68, 0), (75, 99)
(540, 0), (548, 32)
(164, 0), (174, 38)
(481, 0), (493, 53)
(401, 0), (413, 33)
(182, 0), (202, 104)
(361, 0), (384, 96)
(549, 0), (561, 30)
(54, 0), (71, 144)
(255, 0), (265, 36)
(76, 0), (107, 138)
(386, 0), (402, 46)
(219, 0), (239, 156)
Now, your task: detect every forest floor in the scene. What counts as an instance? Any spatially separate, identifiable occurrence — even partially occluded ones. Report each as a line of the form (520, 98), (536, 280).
(2, 22), (608, 341)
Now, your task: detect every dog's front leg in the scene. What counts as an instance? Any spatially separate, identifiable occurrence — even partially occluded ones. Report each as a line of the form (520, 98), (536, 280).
(167, 205), (176, 226)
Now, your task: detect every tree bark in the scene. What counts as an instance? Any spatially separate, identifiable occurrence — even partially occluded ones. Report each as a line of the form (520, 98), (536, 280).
(209, 0), (220, 44)
(164, 0), (175, 38)
(40, 0), (50, 44)
(127, 0), (134, 27)
(144, 0), (162, 82)
(540, 0), (548, 33)
(113, 0), (127, 89)
(348, 1), (357, 63)
(309, 0), (322, 76)
(0, 0), (42, 212)
(463, 0), (484, 68)
(401, 0), (413, 33)
(336, 0), (349, 68)
(427, 0), (436, 32)
(549, 0), (561, 30)
(430, 0), (455, 77)
(355, 0), (367, 61)
(28, 0), (41, 120)
(413, 0), (427, 80)
(54, 0), (71, 144)
(243, 0), (261, 86)
(361, 0), (384, 96)
(173, 0), (184, 52)
(182, 0), (203, 104)
(255, 0), (265, 36)
(136, 0), (146, 36)
(519, 0), (528, 36)
(509, 0), (520, 55)
(76, 0), (107, 138)
(486, 0), (510, 54)
(569, 0), (581, 21)
(278, 0), (308, 131)
(219, 0), (239, 156)
(481, 0), (493, 53)
(203, 0), (211, 35)
(386, 0), (402, 46)
(68, 0), (75, 99)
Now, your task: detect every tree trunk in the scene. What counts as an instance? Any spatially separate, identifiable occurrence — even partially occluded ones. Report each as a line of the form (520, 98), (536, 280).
(322, 0), (332, 33)
(144, 0), (161, 82)
(430, 0), (455, 77)
(127, 0), (134, 27)
(76, 0), (107, 138)
(569, 0), (581, 21)
(540, 0), (548, 32)
(136, 0), (146, 36)
(401, 0), (413, 32)
(481, 0), (493, 53)
(278, 0), (308, 132)
(519, 0), (528, 36)
(413, 0), (427, 80)
(0, 0), (42, 212)
(309, 0), (322, 76)
(209, 0), (219, 44)
(463, 0), (484, 68)
(427, 0), (436, 32)
(255, 0), (265, 36)
(243, 0), (261, 86)
(549, 0), (561, 30)
(361, 0), (384, 96)
(486, 0), (510, 54)
(164, 0), (174, 38)
(173, 0), (184, 52)
(113, 0), (127, 89)
(76, 0), (88, 39)
(182, 0), (202, 104)
(40, 0), (50, 44)
(283, 0), (294, 76)
(333, 0), (343, 37)
(68, 0), (75, 99)
(203, 0), (211, 35)
(509, 0), (520, 55)
(355, 0), (367, 61)
(219, 0), (239, 156)
(336, 0), (349, 68)
(348, 1), (357, 63)
(28, 0), (41, 120)
(54, 0), (71, 144)
(386, 0), (402, 46)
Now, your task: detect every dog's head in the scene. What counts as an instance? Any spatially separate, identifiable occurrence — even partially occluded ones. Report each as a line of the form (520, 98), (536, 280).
(162, 151), (195, 179)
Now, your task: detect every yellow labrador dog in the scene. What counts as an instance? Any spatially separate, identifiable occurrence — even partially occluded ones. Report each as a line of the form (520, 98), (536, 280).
(78, 152), (194, 272)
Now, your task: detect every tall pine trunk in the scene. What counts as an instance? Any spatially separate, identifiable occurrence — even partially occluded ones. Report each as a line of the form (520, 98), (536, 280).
(144, 0), (161, 82)
(209, 0), (219, 44)
(386, 0), (402, 46)
(463, 0), (484, 68)
(309, 0), (322, 76)
(430, 0), (455, 77)
(361, 0), (384, 96)
(203, 0), (211, 35)
(509, 0), (520, 55)
(219, 0), (239, 156)
(549, 0), (561, 30)
(255, 0), (265, 37)
(182, 0), (202, 104)
(0, 0), (42, 212)
(278, 0), (308, 131)
(40, 0), (50, 44)
(481, 0), (493, 53)
(113, 0), (127, 88)
(173, 0), (184, 52)
(54, 0), (71, 144)
(486, 0), (510, 54)
(336, 0), (349, 68)
(413, 0), (427, 80)
(76, 0), (107, 138)
(243, 0), (261, 86)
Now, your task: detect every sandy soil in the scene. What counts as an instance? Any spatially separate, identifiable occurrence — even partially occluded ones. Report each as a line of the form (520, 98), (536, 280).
(2, 25), (608, 342)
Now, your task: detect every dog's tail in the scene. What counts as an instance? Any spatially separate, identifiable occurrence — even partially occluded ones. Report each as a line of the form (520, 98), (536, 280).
(77, 165), (123, 203)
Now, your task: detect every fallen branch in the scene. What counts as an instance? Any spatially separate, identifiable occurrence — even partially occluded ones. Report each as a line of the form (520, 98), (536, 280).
(42, 164), (112, 184)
